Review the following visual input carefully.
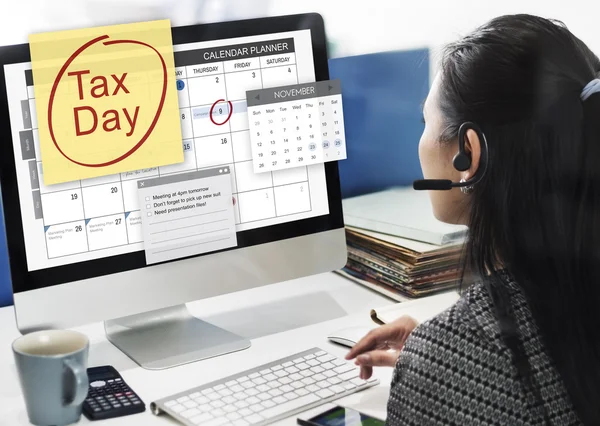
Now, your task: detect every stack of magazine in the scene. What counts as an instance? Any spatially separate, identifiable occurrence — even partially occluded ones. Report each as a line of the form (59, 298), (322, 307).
(337, 188), (467, 301)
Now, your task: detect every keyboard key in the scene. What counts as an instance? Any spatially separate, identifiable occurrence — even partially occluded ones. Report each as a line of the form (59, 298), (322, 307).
(225, 380), (237, 387)
(212, 408), (225, 417)
(316, 351), (327, 356)
(306, 359), (319, 367)
(250, 403), (264, 413)
(270, 380), (282, 388)
(252, 377), (267, 385)
(290, 373), (303, 381)
(324, 370), (337, 378)
(246, 414), (264, 424)
(279, 376), (292, 385)
(273, 396), (287, 404)
(239, 408), (253, 417)
(331, 385), (346, 394)
(214, 384), (226, 391)
(316, 389), (335, 399)
(317, 381), (331, 389)
(190, 413), (213, 424)
(259, 369), (271, 375)
(223, 396), (236, 404)
(268, 388), (283, 397)
(171, 404), (185, 413)
(234, 400), (249, 409)
(165, 400), (177, 407)
(280, 384), (294, 393)
(340, 370), (360, 381)
(292, 358), (304, 364)
(264, 373), (277, 381)
(322, 362), (336, 370)
(184, 401), (197, 409)
(301, 377), (316, 386)
(284, 392), (299, 400)
(218, 388), (233, 397)
(203, 417), (229, 426)
(332, 359), (346, 366)
(249, 373), (260, 379)
(199, 404), (212, 412)
(227, 412), (242, 420)
(210, 400), (225, 408)
(257, 393), (271, 401)
(282, 361), (293, 367)
(318, 354), (335, 363)
(256, 384), (270, 392)
(296, 362), (310, 370)
(304, 354), (315, 360)
(343, 382), (357, 390)
(233, 392), (249, 400)
(233, 420), (249, 426)
(246, 396), (260, 405)
(285, 366), (299, 374)
(306, 384), (320, 393)
(242, 381), (255, 389)
(314, 373), (326, 382)
(271, 365), (283, 371)
(261, 400), (276, 408)
(327, 377), (342, 385)
(181, 408), (201, 419)
(202, 388), (214, 395)
(296, 388), (309, 396)
(261, 394), (320, 419)
(246, 388), (259, 396)
(310, 366), (325, 374)
(177, 396), (190, 403)
(237, 376), (250, 383)
(300, 370), (313, 378)
(291, 381), (305, 389)
(207, 392), (222, 401)
(223, 404), (237, 413)
(334, 364), (354, 374)
(274, 370), (288, 378)
(194, 396), (210, 405)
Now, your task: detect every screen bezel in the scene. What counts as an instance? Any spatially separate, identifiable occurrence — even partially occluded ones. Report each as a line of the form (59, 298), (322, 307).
(0, 13), (344, 294)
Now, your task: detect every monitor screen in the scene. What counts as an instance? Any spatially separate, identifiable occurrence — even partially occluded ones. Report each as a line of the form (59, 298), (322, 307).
(0, 16), (342, 293)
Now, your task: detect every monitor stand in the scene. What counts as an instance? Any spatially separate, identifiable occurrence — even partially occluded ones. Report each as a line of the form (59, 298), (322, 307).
(104, 304), (251, 370)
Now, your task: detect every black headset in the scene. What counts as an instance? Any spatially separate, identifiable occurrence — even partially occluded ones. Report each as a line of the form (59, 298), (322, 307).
(413, 121), (489, 191)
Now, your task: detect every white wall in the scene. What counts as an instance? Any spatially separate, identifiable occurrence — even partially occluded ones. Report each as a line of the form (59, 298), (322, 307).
(0, 0), (598, 71)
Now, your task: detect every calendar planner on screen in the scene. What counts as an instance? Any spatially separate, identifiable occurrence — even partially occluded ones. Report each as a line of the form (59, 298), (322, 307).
(4, 30), (332, 272)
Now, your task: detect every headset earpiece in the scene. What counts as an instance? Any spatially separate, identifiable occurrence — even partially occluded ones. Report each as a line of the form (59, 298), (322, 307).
(453, 122), (476, 172)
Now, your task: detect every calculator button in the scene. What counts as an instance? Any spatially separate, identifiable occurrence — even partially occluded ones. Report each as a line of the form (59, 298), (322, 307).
(123, 402), (131, 406)
(107, 379), (114, 383)
(114, 403), (122, 408)
(93, 408), (101, 413)
(133, 401), (142, 405)
(90, 380), (106, 388)
(115, 378), (122, 382)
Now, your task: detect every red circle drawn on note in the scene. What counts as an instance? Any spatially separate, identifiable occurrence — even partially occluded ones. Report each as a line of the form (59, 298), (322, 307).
(209, 99), (233, 126)
(47, 35), (168, 168)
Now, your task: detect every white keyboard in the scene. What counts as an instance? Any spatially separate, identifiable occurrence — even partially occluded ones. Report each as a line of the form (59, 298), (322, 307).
(150, 347), (379, 426)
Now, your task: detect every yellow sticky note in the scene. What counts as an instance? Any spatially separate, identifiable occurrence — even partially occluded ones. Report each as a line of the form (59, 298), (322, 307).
(30, 20), (183, 185)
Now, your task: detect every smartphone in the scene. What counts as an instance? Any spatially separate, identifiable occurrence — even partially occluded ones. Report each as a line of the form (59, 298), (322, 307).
(297, 405), (385, 426)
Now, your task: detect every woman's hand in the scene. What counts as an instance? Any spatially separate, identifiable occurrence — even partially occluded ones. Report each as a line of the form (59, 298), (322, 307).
(345, 315), (419, 380)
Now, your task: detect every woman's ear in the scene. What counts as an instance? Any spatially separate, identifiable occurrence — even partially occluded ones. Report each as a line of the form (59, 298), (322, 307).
(463, 129), (481, 180)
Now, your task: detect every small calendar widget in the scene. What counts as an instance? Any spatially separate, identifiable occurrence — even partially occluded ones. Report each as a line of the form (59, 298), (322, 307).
(246, 80), (346, 173)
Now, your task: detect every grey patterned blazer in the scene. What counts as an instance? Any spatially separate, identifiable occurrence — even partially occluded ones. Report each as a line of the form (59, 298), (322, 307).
(386, 274), (582, 425)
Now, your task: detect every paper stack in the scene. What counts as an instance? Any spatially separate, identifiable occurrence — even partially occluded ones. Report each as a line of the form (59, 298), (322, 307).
(338, 188), (466, 300)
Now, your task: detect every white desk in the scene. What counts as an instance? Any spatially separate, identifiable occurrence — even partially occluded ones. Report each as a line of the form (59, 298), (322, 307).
(0, 272), (453, 425)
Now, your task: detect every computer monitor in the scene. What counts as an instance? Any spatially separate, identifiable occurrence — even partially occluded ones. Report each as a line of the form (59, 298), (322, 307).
(0, 13), (346, 369)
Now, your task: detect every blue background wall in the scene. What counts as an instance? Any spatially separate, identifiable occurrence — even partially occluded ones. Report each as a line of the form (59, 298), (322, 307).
(329, 48), (430, 198)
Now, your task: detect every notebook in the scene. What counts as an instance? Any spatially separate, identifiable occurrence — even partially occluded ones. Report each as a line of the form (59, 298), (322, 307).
(343, 187), (468, 245)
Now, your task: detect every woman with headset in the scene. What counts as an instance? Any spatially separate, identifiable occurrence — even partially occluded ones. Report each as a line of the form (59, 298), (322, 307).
(346, 14), (599, 425)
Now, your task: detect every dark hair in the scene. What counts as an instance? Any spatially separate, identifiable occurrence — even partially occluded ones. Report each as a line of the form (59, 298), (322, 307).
(438, 14), (600, 424)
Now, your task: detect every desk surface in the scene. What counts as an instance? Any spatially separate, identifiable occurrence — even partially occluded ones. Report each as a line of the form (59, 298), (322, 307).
(0, 272), (454, 426)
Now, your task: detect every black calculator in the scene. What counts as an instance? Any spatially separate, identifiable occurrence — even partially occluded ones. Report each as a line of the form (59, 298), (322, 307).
(83, 365), (146, 421)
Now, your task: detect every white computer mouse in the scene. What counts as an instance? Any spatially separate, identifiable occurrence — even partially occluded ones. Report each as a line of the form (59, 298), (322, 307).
(327, 326), (374, 348)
